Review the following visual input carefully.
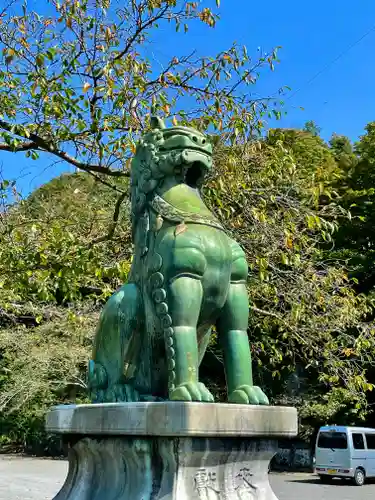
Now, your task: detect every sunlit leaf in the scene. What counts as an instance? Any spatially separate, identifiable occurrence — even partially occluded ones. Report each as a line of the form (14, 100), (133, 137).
(83, 82), (91, 93)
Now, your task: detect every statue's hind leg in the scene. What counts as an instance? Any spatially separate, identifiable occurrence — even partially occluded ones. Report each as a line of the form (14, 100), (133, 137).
(217, 282), (269, 405)
(166, 276), (214, 402)
(88, 283), (142, 403)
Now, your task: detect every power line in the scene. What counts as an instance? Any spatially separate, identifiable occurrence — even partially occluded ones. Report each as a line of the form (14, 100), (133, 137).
(287, 22), (375, 101)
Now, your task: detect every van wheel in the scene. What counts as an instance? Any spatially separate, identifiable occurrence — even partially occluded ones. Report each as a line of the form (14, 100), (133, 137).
(353, 468), (365, 486)
(319, 475), (332, 483)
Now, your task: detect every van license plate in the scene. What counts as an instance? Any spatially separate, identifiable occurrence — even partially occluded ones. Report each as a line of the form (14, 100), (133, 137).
(327, 469), (337, 474)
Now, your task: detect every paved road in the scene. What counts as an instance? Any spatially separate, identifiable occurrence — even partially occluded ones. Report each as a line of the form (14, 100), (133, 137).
(0, 457), (67, 500)
(1, 457), (375, 499)
(271, 473), (375, 500)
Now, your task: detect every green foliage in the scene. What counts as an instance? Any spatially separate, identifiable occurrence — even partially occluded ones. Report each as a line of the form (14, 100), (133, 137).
(0, 0), (284, 179)
(331, 122), (375, 296)
(329, 133), (357, 170)
(0, 173), (132, 304)
(298, 388), (369, 441)
(203, 131), (375, 436)
(0, 303), (96, 453)
(0, 173), (133, 450)
(303, 120), (321, 137)
(0, 308), (96, 410)
(266, 128), (341, 196)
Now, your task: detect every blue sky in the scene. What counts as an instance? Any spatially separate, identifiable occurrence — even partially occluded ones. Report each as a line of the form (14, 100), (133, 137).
(2, 0), (375, 195)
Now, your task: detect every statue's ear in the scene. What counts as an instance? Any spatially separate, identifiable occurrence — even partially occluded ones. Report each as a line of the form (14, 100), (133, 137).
(150, 116), (166, 130)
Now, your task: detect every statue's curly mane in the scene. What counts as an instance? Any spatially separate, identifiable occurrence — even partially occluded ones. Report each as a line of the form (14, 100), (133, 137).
(130, 129), (164, 229)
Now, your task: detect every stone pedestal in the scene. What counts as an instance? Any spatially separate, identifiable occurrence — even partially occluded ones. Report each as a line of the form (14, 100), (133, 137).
(46, 402), (297, 499)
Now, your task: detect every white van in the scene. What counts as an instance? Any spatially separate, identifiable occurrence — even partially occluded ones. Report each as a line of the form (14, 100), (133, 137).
(315, 425), (375, 486)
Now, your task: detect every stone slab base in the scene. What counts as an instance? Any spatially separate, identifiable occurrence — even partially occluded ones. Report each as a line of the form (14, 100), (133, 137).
(46, 403), (298, 500)
(54, 436), (278, 499)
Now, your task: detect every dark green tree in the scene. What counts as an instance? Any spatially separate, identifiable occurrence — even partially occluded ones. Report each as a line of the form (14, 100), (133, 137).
(332, 123), (375, 296)
(329, 133), (357, 170)
(303, 120), (321, 137)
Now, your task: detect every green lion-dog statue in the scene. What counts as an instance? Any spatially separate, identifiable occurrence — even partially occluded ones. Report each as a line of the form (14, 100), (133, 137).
(87, 117), (269, 406)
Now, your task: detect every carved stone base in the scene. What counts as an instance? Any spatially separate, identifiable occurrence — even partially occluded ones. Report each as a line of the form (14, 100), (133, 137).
(46, 402), (298, 500)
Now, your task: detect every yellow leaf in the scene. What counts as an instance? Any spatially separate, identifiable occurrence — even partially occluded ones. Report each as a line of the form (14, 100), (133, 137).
(130, 143), (136, 154)
(343, 348), (353, 357)
(83, 82), (91, 93)
(20, 38), (30, 49)
(172, 116), (178, 126)
(285, 236), (293, 249)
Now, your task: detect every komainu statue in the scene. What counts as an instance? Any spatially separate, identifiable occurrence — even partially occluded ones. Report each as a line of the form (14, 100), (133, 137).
(88, 117), (269, 405)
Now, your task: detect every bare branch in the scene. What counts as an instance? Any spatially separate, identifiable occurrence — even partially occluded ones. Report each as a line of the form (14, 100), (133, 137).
(89, 191), (128, 246)
(50, 148), (129, 177)
(98, 4), (170, 78)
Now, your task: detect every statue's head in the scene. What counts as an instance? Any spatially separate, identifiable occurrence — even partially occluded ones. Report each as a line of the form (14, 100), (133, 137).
(130, 116), (213, 216)
(146, 116), (213, 188)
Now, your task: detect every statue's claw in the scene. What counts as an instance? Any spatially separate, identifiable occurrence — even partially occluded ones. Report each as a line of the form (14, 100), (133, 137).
(170, 382), (214, 403)
(228, 385), (269, 405)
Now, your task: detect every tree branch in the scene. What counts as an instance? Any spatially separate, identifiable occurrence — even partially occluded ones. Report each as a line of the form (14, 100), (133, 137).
(50, 148), (129, 177)
(112, 6), (170, 65)
(251, 306), (308, 345)
(0, 119), (129, 177)
(89, 191), (128, 246)
(0, 141), (36, 152)
(252, 306), (284, 321)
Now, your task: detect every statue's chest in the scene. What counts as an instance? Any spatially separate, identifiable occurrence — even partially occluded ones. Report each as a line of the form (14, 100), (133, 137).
(154, 225), (232, 285)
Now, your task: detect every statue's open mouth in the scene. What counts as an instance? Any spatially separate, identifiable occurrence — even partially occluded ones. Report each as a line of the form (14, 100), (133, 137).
(183, 150), (211, 187)
(184, 161), (206, 188)
(159, 147), (212, 188)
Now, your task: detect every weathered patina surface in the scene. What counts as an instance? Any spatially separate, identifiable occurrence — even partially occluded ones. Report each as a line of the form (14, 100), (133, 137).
(87, 117), (269, 405)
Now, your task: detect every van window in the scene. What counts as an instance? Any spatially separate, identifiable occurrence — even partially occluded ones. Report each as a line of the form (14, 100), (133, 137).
(352, 433), (365, 450)
(317, 431), (348, 449)
(365, 434), (375, 450)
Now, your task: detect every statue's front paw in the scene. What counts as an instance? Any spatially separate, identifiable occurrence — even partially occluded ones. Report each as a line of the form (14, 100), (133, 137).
(228, 385), (269, 405)
(170, 382), (214, 403)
